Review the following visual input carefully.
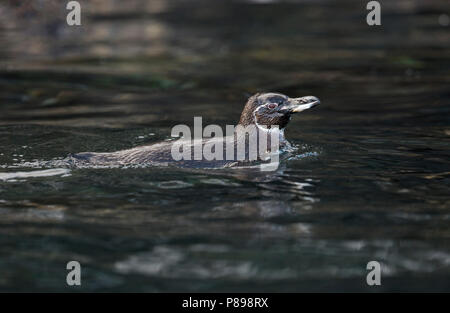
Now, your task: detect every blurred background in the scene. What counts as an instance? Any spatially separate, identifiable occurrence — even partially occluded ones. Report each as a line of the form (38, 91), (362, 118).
(0, 0), (449, 292)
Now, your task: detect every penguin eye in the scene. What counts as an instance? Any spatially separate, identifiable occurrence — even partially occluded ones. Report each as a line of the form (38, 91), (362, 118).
(268, 103), (278, 109)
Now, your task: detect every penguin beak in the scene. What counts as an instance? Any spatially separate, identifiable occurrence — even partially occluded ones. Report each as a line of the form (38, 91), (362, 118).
(288, 96), (320, 113)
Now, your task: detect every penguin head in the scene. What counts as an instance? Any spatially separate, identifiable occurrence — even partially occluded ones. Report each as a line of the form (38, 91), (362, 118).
(238, 92), (320, 129)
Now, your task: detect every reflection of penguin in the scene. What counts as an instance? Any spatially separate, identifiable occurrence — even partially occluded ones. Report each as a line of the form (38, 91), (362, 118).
(69, 92), (320, 168)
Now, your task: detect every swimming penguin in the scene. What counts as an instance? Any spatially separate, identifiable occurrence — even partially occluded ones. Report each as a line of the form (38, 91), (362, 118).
(68, 92), (320, 168)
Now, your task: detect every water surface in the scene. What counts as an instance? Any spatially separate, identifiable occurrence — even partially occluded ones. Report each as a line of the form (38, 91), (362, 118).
(0, 0), (449, 292)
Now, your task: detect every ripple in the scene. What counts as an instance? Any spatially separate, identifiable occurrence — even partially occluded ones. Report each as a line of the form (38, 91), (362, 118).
(114, 245), (296, 280)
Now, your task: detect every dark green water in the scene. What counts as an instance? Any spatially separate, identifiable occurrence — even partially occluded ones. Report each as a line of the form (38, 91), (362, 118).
(0, 0), (449, 291)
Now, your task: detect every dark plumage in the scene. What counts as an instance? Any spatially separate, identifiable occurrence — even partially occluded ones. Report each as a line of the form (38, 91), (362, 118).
(68, 92), (320, 168)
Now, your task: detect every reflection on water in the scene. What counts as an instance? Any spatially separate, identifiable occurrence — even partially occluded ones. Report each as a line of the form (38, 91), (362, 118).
(0, 0), (449, 291)
(0, 168), (71, 181)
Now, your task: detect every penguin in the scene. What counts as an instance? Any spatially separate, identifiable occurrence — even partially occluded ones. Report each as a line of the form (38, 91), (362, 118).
(68, 92), (320, 168)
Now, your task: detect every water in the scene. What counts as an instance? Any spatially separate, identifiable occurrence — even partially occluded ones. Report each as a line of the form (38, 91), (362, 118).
(0, 0), (449, 292)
